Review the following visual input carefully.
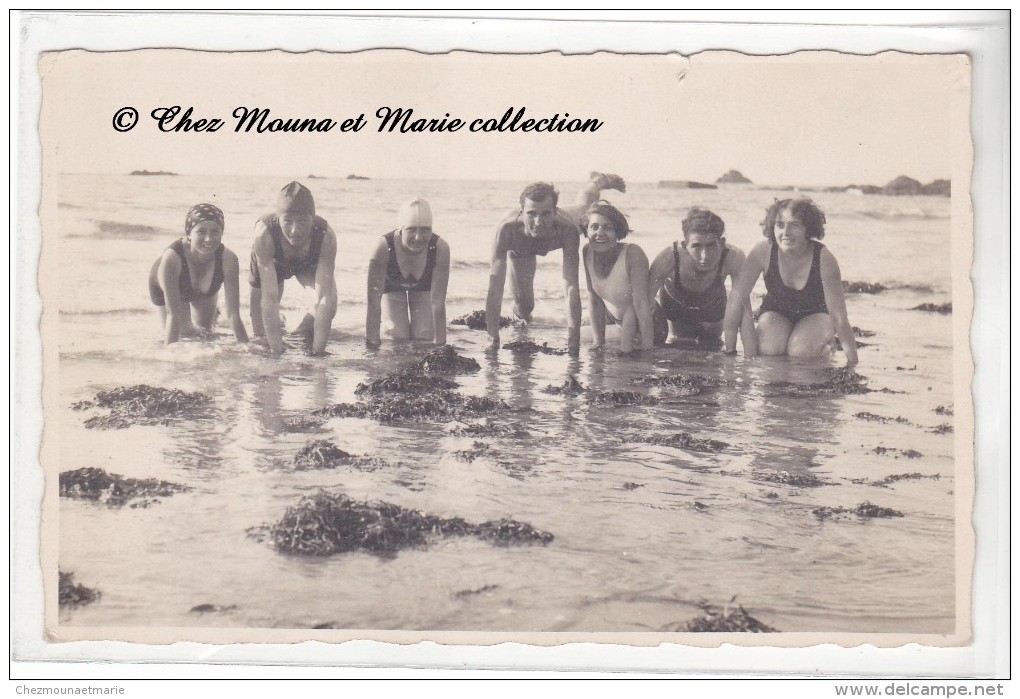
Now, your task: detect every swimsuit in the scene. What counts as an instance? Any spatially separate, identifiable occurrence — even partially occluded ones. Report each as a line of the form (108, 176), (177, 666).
(149, 239), (224, 306)
(502, 213), (574, 258)
(588, 243), (635, 322)
(382, 230), (440, 293)
(248, 213), (327, 288)
(658, 243), (729, 326)
(758, 240), (829, 325)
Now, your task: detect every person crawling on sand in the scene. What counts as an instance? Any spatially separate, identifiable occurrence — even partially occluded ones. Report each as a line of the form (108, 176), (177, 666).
(485, 172), (625, 354)
(723, 198), (858, 366)
(581, 201), (653, 354)
(148, 203), (248, 345)
(648, 207), (752, 349)
(366, 198), (451, 347)
(249, 181), (338, 356)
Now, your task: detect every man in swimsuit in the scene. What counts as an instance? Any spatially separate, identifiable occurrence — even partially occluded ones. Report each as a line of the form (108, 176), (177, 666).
(249, 181), (338, 356)
(366, 198), (451, 347)
(648, 207), (752, 349)
(485, 173), (625, 354)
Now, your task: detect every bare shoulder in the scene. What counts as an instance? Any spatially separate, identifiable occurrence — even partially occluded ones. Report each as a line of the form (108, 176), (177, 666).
(724, 243), (748, 269)
(747, 240), (772, 265)
(435, 236), (451, 259)
(221, 246), (240, 267)
(626, 242), (650, 266)
(159, 246), (183, 272)
(818, 244), (841, 273)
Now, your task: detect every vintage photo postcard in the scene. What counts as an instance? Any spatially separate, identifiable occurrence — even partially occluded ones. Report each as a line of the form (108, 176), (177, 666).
(12, 11), (1008, 677)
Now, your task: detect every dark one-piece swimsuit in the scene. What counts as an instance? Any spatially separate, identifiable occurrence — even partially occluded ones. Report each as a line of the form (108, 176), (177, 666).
(758, 240), (829, 325)
(659, 243), (729, 328)
(248, 214), (327, 288)
(149, 239), (224, 306)
(382, 230), (439, 294)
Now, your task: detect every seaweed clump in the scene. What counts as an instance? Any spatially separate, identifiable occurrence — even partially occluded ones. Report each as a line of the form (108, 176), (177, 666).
(315, 392), (514, 423)
(59, 467), (190, 507)
(449, 419), (530, 439)
(632, 373), (719, 396)
(931, 423), (954, 434)
(282, 415), (326, 432)
(249, 491), (553, 557)
(291, 440), (388, 471)
(541, 377), (586, 396)
(854, 412), (911, 425)
(769, 366), (874, 397)
(934, 405), (954, 416)
(869, 446), (922, 459)
(413, 345), (481, 374)
(586, 390), (658, 407)
(639, 432), (729, 454)
(450, 310), (512, 330)
(661, 599), (777, 633)
(502, 340), (567, 355)
(355, 368), (458, 396)
(752, 469), (831, 488)
(842, 281), (887, 294)
(74, 384), (212, 429)
(59, 571), (100, 608)
(865, 472), (940, 488)
(911, 302), (952, 314)
(453, 441), (493, 463)
(812, 501), (905, 520)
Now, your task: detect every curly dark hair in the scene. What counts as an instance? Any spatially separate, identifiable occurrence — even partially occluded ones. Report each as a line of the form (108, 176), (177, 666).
(762, 198), (826, 244)
(580, 200), (631, 240)
(519, 182), (559, 209)
(682, 207), (725, 239)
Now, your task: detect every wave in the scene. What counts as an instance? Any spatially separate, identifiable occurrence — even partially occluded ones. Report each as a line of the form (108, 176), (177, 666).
(844, 208), (948, 222)
(59, 307), (151, 317)
(92, 220), (168, 239)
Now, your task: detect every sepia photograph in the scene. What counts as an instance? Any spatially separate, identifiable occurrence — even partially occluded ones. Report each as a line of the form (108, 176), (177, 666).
(13, 10), (1008, 678)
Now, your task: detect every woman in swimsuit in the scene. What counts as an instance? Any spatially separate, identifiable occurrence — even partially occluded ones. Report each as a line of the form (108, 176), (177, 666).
(148, 203), (248, 345)
(723, 198), (858, 366)
(366, 198), (451, 347)
(581, 201), (653, 354)
(648, 207), (753, 349)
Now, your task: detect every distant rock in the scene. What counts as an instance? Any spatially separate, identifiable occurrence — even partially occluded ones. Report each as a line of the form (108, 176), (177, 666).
(346, 174), (369, 180)
(920, 179), (951, 197)
(307, 174), (325, 179)
(130, 170), (177, 176)
(658, 180), (717, 190)
(716, 169), (752, 184)
(883, 176), (923, 196)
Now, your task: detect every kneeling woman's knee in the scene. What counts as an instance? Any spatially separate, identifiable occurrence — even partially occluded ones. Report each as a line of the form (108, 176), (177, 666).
(756, 313), (792, 355)
(787, 315), (834, 357)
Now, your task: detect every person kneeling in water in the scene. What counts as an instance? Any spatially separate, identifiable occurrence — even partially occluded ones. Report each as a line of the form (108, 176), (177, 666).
(366, 198), (451, 347)
(148, 203), (248, 345)
(648, 207), (752, 349)
(581, 201), (653, 354)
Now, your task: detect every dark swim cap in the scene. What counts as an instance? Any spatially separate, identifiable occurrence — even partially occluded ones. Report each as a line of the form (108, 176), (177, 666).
(185, 203), (224, 236)
(277, 181), (315, 216)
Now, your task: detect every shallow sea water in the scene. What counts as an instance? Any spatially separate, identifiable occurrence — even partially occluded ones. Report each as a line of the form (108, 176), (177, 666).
(53, 174), (958, 633)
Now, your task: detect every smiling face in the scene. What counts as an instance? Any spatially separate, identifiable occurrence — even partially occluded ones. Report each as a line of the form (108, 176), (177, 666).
(586, 213), (620, 253)
(399, 224), (432, 255)
(522, 196), (557, 237)
(773, 206), (809, 252)
(278, 213), (314, 248)
(187, 220), (223, 255)
(683, 232), (724, 272)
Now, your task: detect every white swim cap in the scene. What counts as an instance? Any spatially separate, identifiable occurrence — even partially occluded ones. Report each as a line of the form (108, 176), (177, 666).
(398, 198), (432, 229)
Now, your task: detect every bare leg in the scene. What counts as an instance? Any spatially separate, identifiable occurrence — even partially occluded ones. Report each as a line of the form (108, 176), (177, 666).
(407, 290), (435, 341)
(619, 305), (638, 353)
(250, 286), (264, 337)
(787, 313), (835, 357)
(507, 253), (537, 322)
(384, 292), (412, 340)
(757, 312), (793, 356)
(191, 297), (219, 331)
(665, 319), (680, 345)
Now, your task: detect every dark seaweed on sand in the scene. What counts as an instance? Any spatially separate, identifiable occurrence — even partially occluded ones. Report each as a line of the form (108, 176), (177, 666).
(454, 584), (500, 598)
(502, 340), (567, 356)
(638, 432), (729, 454)
(453, 441), (493, 463)
(59, 571), (100, 608)
(315, 391), (515, 423)
(931, 423), (954, 434)
(863, 472), (940, 488)
(934, 405), (954, 416)
(541, 377), (586, 396)
(911, 302), (952, 314)
(842, 281), (888, 294)
(631, 373), (720, 396)
(586, 390), (658, 407)
(291, 439), (389, 471)
(75, 384), (212, 429)
(282, 415), (327, 432)
(449, 419), (531, 439)
(413, 345), (481, 374)
(853, 412), (911, 425)
(870, 446), (922, 459)
(355, 368), (459, 396)
(752, 469), (831, 488)
(661, 599), (777, 633)
(768, 366), (874, 397)
(812, 501), (905, 520)
(450, 310), (513, 330)
(59, 467), (190, 507)
(249, 491), (553, 557)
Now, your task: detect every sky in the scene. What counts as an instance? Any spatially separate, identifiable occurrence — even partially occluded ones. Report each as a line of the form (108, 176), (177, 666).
(36, 20), (964, 188)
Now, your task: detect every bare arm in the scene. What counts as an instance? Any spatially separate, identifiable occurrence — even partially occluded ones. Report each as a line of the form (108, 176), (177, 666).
(819, 248), (858, 367)
(561, 219), (582, 354)
(253, 223), (284, 356)
(221, 248), (248, 343)
(430, 239), (451, 345)
(365, 237), (389, 348)
(724, 247), (754, 354)
(724, 241), (768, 357)
(311, 225), (338, 355)
(485, 224), (510, 348)
(156, 250), (186, 345)
(582, 246), (607, 348)
(647, 246), (674, 306)
(627, 245), (654, 351)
